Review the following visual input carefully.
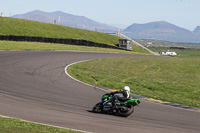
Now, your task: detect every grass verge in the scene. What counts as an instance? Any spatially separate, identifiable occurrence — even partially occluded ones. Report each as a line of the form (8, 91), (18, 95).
(0, 40), (150, 55)
(68, 57), (200, 108)
(0, 116), (81, 133)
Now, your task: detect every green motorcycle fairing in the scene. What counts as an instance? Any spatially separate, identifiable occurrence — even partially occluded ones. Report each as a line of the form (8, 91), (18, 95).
(101, 94), (110, 101)
(125, 99), (141, 106)
(101, 94), (141, 106)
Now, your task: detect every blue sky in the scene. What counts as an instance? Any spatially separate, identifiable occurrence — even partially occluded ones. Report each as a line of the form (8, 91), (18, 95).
(1, 0), (200, 30)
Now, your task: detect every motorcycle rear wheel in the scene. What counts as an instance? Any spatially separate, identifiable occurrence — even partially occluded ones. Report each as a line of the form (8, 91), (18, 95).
(118, 105), (134, 117)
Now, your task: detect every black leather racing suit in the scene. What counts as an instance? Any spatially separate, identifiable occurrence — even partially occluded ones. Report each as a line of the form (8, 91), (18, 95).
(108, 90), (131, 105)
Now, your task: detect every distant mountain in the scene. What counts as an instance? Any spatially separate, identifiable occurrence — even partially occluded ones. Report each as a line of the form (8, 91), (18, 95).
(123, 21), (200, 43)
(11, 11), (200, 43)
(12, 10), (118, 32)
(193, 26), (200, 34)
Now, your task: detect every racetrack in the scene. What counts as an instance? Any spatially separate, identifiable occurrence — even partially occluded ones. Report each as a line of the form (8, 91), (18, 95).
(0, 51), (199, 133)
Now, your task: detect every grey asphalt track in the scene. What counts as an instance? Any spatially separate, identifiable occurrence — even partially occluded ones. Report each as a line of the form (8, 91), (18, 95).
(0, 51), (199, 133)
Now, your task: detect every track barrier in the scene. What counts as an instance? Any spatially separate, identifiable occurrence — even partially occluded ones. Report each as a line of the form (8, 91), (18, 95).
(0, 35), (122, 50)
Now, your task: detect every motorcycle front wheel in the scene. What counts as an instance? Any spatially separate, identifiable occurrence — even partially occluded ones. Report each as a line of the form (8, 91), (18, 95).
(92, 102), (102, 113)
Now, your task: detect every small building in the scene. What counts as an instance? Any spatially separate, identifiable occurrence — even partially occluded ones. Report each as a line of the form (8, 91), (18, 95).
(118, 39), (132, 51)
(159, 51), (178, 56)
(147, 42), (152, 45)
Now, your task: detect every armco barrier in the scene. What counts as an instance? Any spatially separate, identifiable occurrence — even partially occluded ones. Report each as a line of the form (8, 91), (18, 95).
(0, 35), (122, 50)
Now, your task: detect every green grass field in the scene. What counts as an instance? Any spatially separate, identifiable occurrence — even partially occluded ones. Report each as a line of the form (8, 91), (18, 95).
(136, 39), (200, 49)
(150, 47), (200, 57)
(0, 40), (150, 55)
(0, 17), (149, 54)
(0, 17), (119, 46)
(68, 57), (200, 108)
(0, 116), (81, 133)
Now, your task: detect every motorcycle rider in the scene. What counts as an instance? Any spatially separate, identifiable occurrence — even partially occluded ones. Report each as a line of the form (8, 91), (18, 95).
(108, 86), (131, 108)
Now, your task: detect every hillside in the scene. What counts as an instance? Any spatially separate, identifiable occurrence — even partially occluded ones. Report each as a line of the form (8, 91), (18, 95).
(193, 26), (200, 34)
(0, 17), (120, 46)
(12, 10), (118, 32)
(123, 21), (200, 43)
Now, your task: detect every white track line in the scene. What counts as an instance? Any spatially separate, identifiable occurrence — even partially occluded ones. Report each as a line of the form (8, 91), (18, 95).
(0, 115), (91, 133)
(65, 59), (110, 93)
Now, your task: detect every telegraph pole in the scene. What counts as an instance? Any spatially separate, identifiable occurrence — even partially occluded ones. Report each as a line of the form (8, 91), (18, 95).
(58, 16), (60, 25)
(117, 29), (120, 37)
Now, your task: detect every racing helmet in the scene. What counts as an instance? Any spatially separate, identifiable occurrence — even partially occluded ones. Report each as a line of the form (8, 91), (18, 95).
(123, 86), (130, 94)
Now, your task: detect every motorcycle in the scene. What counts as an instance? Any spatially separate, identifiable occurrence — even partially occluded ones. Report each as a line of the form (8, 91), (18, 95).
(92, 93), (141, 117)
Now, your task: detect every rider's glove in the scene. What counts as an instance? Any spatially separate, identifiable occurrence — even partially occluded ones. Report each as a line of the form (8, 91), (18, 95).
(109, 92), (115, 96)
